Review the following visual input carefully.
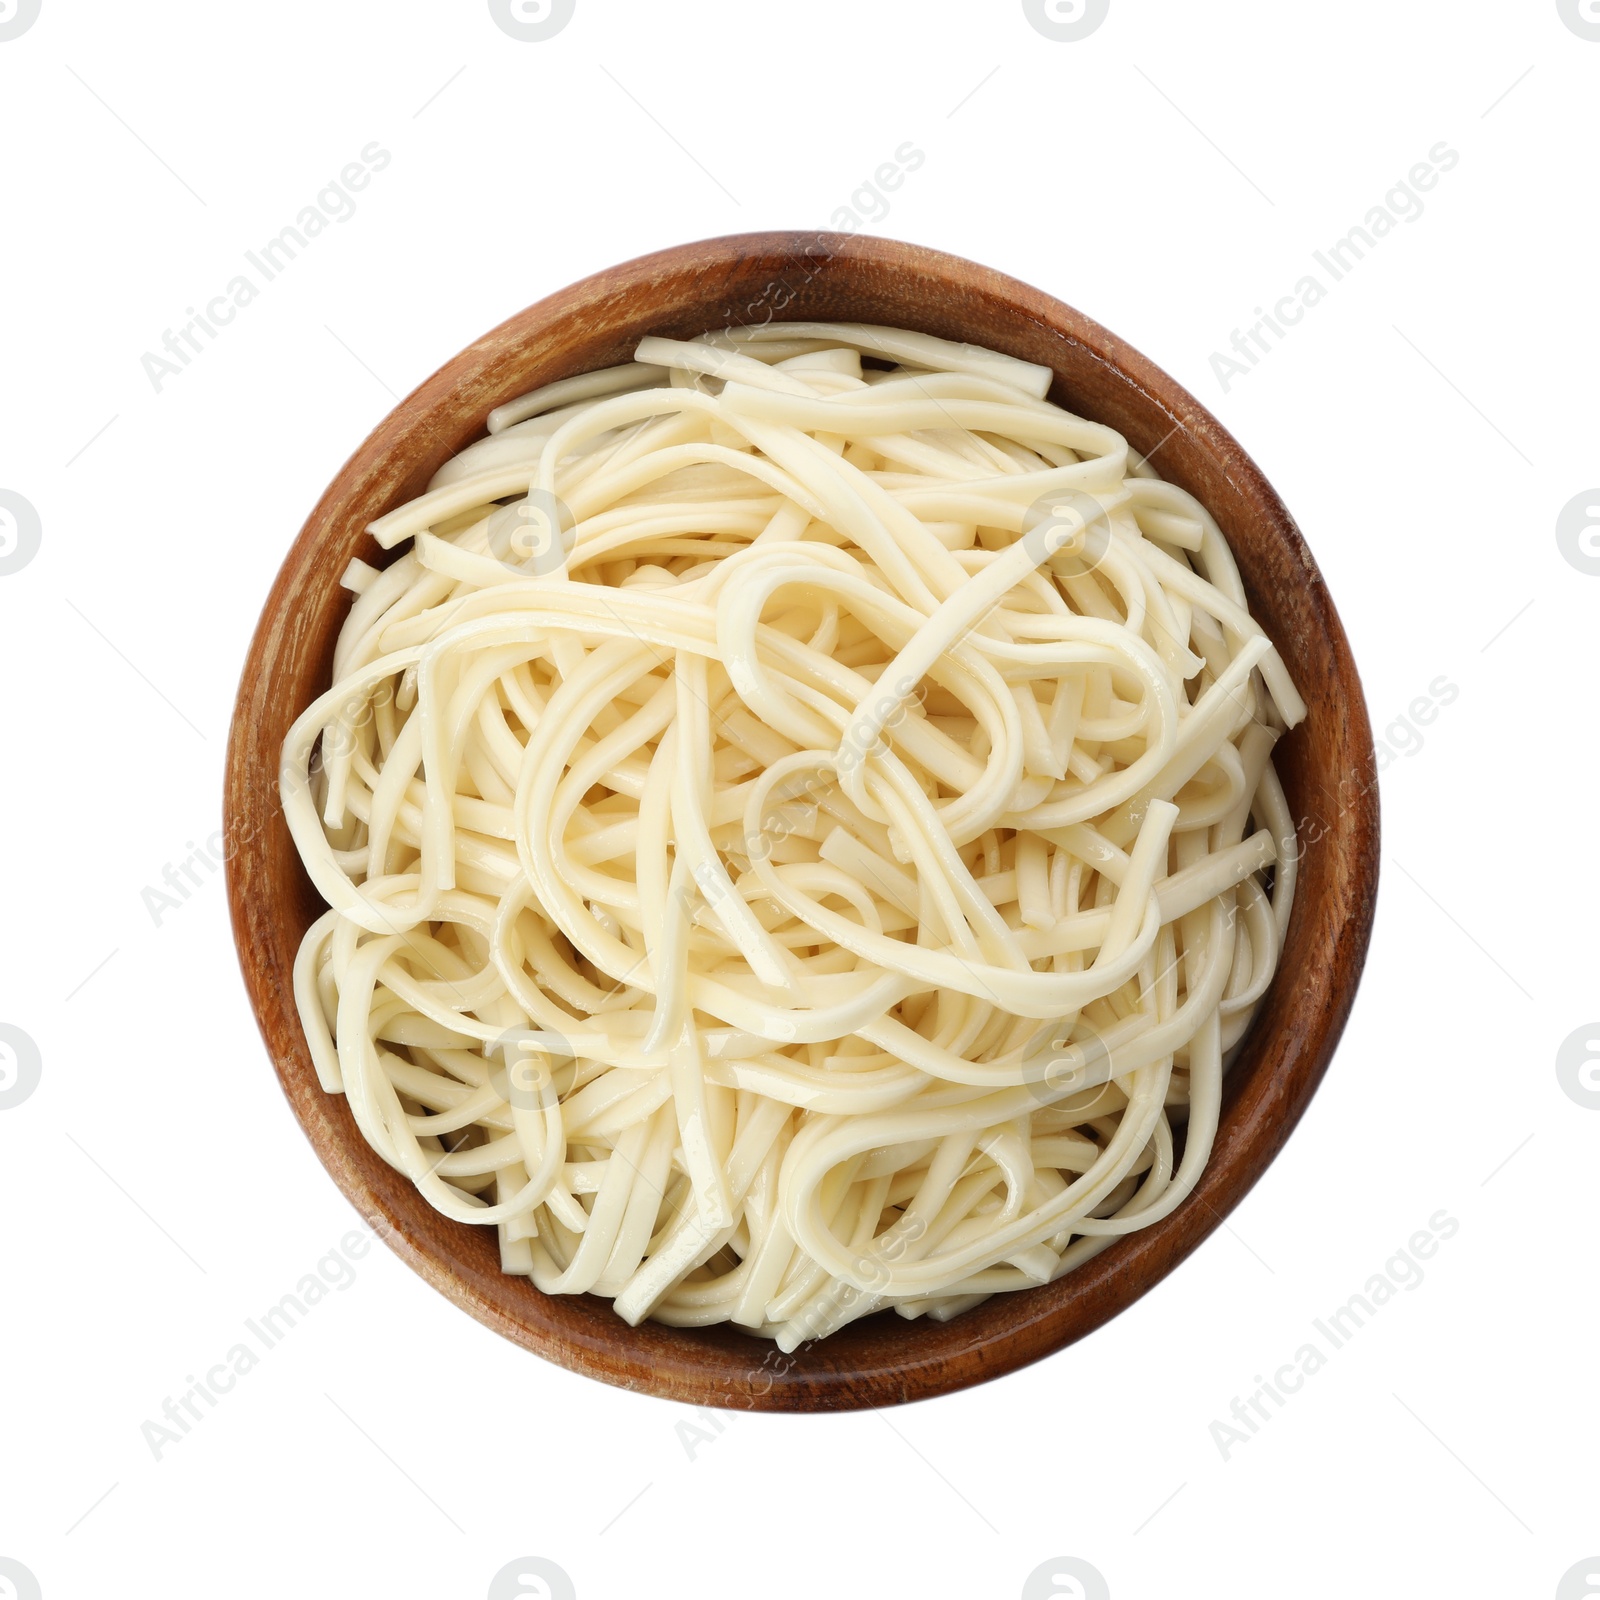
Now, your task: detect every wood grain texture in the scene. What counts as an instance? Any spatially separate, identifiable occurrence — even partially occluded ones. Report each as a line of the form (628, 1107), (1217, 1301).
(223, 232), (1380, 1411)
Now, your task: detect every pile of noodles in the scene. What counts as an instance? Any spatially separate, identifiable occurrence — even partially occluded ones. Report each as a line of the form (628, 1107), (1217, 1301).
(281, 323), (1302, 1348)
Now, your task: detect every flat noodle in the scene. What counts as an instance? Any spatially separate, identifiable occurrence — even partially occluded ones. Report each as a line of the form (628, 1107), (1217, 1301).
(281, 323), (1304, 1347)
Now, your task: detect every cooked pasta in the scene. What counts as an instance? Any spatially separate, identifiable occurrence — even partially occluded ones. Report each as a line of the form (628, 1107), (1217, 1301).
(280, 322), (1304, 1348)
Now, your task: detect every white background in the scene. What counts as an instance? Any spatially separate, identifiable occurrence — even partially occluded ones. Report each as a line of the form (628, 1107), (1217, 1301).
(2, 2), (1597, 1596)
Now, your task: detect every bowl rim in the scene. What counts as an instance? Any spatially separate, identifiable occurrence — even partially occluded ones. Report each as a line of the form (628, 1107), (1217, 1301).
(224, 229), (1380, 1411)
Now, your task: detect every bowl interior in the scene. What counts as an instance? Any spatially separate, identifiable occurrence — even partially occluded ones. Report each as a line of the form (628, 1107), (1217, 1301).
(224, 231), (1378, 1411)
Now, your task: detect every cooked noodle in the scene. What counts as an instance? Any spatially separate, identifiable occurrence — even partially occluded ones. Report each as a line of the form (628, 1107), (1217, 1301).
(281, 322), (1304, 1347)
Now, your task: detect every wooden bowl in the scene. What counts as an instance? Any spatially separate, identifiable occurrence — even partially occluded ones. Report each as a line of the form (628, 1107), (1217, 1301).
(225, 232), (1379, 1411)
